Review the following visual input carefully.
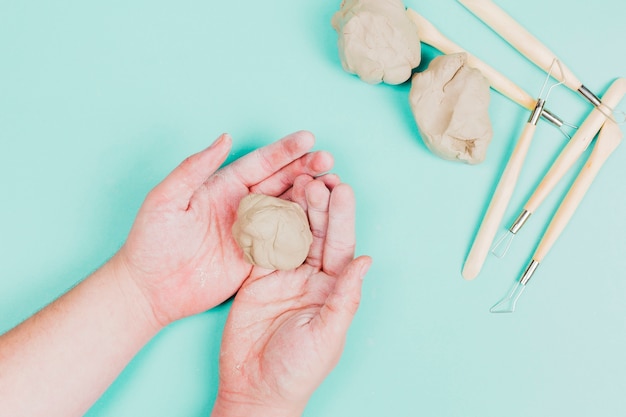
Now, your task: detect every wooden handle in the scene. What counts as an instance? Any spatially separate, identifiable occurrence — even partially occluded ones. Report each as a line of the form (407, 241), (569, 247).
(525, 78), (626, 213)
(458, 0), (582, 91)
(534, 121), (623, 261)
(406, 8), (536, 111)
(462, 121), (538, 280)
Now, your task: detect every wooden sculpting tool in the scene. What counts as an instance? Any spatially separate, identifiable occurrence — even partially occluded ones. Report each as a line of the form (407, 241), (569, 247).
(461, 64), (563, 280)
(490, 118), (623, 312)
(490, 77), (626, 262)
(457, 0), (612, 117)
(405, 8), (563, 127)
(471, 79), (626, 278)
(405, 9), (580, 280)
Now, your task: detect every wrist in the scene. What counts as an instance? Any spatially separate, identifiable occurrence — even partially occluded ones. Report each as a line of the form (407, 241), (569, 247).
(211, 391), (305, 417)
(104, 253), (165, 334)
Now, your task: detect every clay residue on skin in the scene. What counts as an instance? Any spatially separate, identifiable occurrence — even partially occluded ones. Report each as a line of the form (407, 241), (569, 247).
(331, 0), (421, 85)
(409, 53), (493, 164)
(232, 194), (313, 271)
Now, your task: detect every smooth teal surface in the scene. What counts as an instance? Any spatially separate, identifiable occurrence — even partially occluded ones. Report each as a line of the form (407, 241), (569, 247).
(1, 1), (625, 416)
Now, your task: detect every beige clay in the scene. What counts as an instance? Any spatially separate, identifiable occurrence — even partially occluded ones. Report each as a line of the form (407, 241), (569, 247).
(232, 194), (313, 270)
(405, 8), (537, 111)
(331, 0), (421, 85)
(409, 53), (493, 164)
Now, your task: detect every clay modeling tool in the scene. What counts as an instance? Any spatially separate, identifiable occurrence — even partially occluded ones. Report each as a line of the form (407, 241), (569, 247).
(462, 61), (566, 280)
(457, 0), (625, 122)
(405, 8), (565, 129)
(491, 78), (626, 258)
(490, 119), (623, 313)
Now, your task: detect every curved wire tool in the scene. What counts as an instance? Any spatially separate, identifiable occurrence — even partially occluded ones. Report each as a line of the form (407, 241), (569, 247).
(491, 117), (623, 313)
(405, 9), (566, 128)
(489, 79), (626, 312)
(491, 79), (626, 263)
(457, 0), (626, 124)
(462, 61), (570, 280)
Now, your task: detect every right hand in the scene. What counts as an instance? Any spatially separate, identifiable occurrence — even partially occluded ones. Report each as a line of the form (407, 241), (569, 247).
(212, 177), (372, 417)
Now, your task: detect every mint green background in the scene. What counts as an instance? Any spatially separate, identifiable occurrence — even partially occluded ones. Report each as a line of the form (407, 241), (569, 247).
(1, 1), (625, 416)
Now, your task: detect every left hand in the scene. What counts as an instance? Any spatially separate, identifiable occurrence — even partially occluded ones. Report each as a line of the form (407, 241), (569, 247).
(112, 131), (334, 327)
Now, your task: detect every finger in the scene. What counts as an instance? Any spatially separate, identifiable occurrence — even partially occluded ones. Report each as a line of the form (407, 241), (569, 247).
(288, 175), (315, 208)
(279, 173), (340, 202)
(316, 174), (341, 191)
(314, 256), (372, 338)
(318, 173), (341, 191)
(249, 150), (334, 196)
(224, 130), (315, 188)
(305, 180), (331, 269)
(323, 183), (357, 276)
(150, 134), (232, 208)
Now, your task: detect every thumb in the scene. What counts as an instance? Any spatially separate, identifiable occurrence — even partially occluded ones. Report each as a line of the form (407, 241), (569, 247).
(151, 133), (232, 208)
(316, 256), (372, 338)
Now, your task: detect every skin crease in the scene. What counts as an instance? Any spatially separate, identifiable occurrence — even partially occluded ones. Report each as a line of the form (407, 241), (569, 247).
(0, 130), (371, 417)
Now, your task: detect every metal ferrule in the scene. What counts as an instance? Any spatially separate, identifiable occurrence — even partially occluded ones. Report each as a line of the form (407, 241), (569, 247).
(520, 259), (540, 285)
(578, 85), (602, 108)
(509, 209), (532, 234)
(540, 108), (563, 127)
(528, 99), (546, 126)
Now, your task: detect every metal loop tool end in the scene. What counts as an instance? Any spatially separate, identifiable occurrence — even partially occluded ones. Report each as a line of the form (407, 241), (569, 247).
(520, 259), (540, 285)
(509, 209), (532, 235)
(529, 99), (546, 126)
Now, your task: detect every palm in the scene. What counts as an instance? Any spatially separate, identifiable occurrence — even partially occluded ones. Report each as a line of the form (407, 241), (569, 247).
(215, 179), (372, 412)
(220, 266), (343, 404)
(117, 132), (336, 325)
(124, 180), (249, 318)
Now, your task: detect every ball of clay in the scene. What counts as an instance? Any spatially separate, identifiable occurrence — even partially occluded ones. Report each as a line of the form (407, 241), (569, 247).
(409, 53), (493, 164)
(331, 0), (421, 85)
(232, 194), (313, 270)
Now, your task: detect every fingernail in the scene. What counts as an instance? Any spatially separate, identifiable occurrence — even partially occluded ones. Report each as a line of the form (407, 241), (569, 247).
(359, 259), (372, 280)
(208, 133), (230, 149)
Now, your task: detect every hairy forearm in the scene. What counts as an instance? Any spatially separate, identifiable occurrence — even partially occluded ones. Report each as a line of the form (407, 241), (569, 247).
(0, 255), (162, 417)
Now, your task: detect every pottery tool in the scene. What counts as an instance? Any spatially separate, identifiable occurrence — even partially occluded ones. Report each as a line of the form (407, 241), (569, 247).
(457, 0), (624, 122)
(405, 9), (566, 129)
(490, 119), (623, 313)
(462, 61), (566, 280)
(491, 78), (626, 258)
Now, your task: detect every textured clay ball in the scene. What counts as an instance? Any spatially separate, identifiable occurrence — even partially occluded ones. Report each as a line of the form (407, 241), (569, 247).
(232, 194), (313, 270)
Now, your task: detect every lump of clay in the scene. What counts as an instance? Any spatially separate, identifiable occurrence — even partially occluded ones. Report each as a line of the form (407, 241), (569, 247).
(409, 53), (493, 164)
(232, 194), (313, 270)
(331, 0), (421, 85)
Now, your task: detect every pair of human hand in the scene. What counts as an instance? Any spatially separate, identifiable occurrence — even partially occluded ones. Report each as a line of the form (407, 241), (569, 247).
(112, 131), (371, 416)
